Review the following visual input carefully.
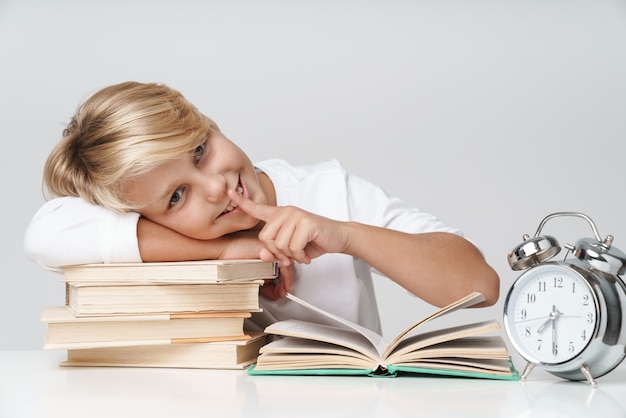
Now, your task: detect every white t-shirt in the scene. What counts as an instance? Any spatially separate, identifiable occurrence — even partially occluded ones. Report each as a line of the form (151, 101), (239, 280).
(24, 159), (462, 332)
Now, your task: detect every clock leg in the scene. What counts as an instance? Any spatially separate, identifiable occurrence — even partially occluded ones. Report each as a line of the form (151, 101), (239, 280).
(580, 363), (598, 387)
(520, 362), (535, 381)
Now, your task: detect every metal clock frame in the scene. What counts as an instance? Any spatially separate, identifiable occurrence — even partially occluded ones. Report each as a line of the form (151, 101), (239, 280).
(504, 212), (626, 386)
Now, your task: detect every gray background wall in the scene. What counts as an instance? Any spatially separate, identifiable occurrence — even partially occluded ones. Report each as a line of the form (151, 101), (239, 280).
(2, 0), (625, 357)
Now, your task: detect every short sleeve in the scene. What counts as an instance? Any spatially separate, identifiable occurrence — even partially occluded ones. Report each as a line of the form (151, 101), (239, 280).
(345, 172), (463, 236)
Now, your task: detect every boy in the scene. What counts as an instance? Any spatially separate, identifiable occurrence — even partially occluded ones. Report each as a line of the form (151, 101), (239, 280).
(24, 81), (499, 333)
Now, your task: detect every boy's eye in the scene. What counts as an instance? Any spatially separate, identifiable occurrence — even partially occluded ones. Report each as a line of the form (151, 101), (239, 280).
(193, 142), (206, 164)
(170, 187), (184, 206)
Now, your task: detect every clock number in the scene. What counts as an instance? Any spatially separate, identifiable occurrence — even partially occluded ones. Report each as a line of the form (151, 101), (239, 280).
(537, 339), (542, 351)
(526, 293), (536, 304)
(572, 282), (576, 293)
(553, 277), (563, 288)
(569, 342), (575, 353)
(525, 326), (532, 337)
(538, 281), (547, 292)
(582, 294), (589, 306)
(581, 330), (587, 342)
(587, 312), (594, 324)
(520, 309), (527, 320)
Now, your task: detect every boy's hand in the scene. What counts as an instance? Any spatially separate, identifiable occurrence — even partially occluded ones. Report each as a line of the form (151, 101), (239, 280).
(216, 229), (293, 300)
(217, 229), (267, 259)
(228, 190), (349, 266)
(260, 262), (294, 301)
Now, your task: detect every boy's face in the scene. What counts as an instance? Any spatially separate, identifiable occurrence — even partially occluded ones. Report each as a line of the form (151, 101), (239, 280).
(124, 128), (269, 240)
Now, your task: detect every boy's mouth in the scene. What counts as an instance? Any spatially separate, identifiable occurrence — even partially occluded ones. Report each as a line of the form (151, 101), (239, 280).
(221, 184), (244, 215)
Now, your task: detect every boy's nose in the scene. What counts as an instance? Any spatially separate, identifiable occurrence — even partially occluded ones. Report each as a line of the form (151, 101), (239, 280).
(201, 172), (227, 202)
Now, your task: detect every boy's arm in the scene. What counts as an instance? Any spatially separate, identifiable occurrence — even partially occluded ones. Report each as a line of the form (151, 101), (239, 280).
(138, 217), (293, 299)
(341, 225), (499, 307)
(24, 197), (141, 271)
(137, 217), (268, 262)
(24, 196), (263, 269)
(228, 190), (499, 308)
(24, 196), (291, 298)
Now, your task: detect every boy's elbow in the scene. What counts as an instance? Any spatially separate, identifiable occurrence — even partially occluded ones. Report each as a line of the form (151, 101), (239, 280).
(24, 221), (44, 262)
(23, 221), (60, 271)
(476, 265), (500, 307)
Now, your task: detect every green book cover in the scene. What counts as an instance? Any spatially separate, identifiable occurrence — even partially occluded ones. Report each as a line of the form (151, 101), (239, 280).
(248, 361), (519, 381)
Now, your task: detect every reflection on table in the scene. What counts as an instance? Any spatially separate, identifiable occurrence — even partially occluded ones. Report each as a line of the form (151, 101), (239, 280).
(1, 351), (625, 418)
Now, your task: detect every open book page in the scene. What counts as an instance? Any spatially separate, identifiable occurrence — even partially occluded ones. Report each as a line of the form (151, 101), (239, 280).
(263, 319), (381, 362)
(258, 337), (377, 370)
(388, 334), (514, 375)
(259, 329), (510, 373)
(284, 293), (388, 356)
(283, 292), (486, 360)
(254, 291), (518, 379)
(384, 320), (501, 362)
(393, 336), (510, 360)
(381, 292), (485, 359)
(261, 336), (374, 360)
(385, 321), (508, 364)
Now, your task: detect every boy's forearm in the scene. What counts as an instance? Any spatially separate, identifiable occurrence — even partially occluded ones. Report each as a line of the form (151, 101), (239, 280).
(343, 223), (500, 307)
(137, 217), (227, 262)
(137, 217), (265, 262)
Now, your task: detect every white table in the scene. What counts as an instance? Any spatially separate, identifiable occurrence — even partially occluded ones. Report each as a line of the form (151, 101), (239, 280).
(2, 350), (626, 417)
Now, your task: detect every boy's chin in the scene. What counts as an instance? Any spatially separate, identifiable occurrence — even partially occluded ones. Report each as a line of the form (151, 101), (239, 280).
(237, 216), (263, 231)
(215, 221), (263, 239)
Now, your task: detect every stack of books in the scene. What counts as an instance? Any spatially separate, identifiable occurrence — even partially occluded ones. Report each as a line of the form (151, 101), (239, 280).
(41, 259), (278, 369)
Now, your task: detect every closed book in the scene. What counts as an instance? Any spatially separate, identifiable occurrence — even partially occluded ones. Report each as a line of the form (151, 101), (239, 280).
(66, 281), (263, 316)
(61, 332), (269, 369)
(62, 259), (277, 284)
(42, 306), (251, 349)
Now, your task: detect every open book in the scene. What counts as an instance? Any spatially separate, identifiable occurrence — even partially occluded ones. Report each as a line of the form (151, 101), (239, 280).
(248, 292), (518, 380)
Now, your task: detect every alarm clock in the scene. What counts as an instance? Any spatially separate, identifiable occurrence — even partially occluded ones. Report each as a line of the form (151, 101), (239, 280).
(503, 212), (626, 386)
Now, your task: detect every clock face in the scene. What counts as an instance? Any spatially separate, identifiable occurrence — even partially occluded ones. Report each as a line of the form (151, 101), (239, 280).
(504, 263), (598, 365)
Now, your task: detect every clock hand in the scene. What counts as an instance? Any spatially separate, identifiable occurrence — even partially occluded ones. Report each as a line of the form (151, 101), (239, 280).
(516, 315), (551, 324)
(537, 305), (564, 335)
(552, 311), (558, 355)
(538, 305), (557, 334)
(537, 317), (553, 334)
(539, 305), (563, 355)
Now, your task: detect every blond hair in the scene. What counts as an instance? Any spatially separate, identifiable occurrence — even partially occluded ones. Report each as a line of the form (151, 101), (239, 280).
(44, 82), (215, 212)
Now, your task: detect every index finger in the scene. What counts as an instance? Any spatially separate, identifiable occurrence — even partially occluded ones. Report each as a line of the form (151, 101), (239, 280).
(228, 189), (276, 221)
